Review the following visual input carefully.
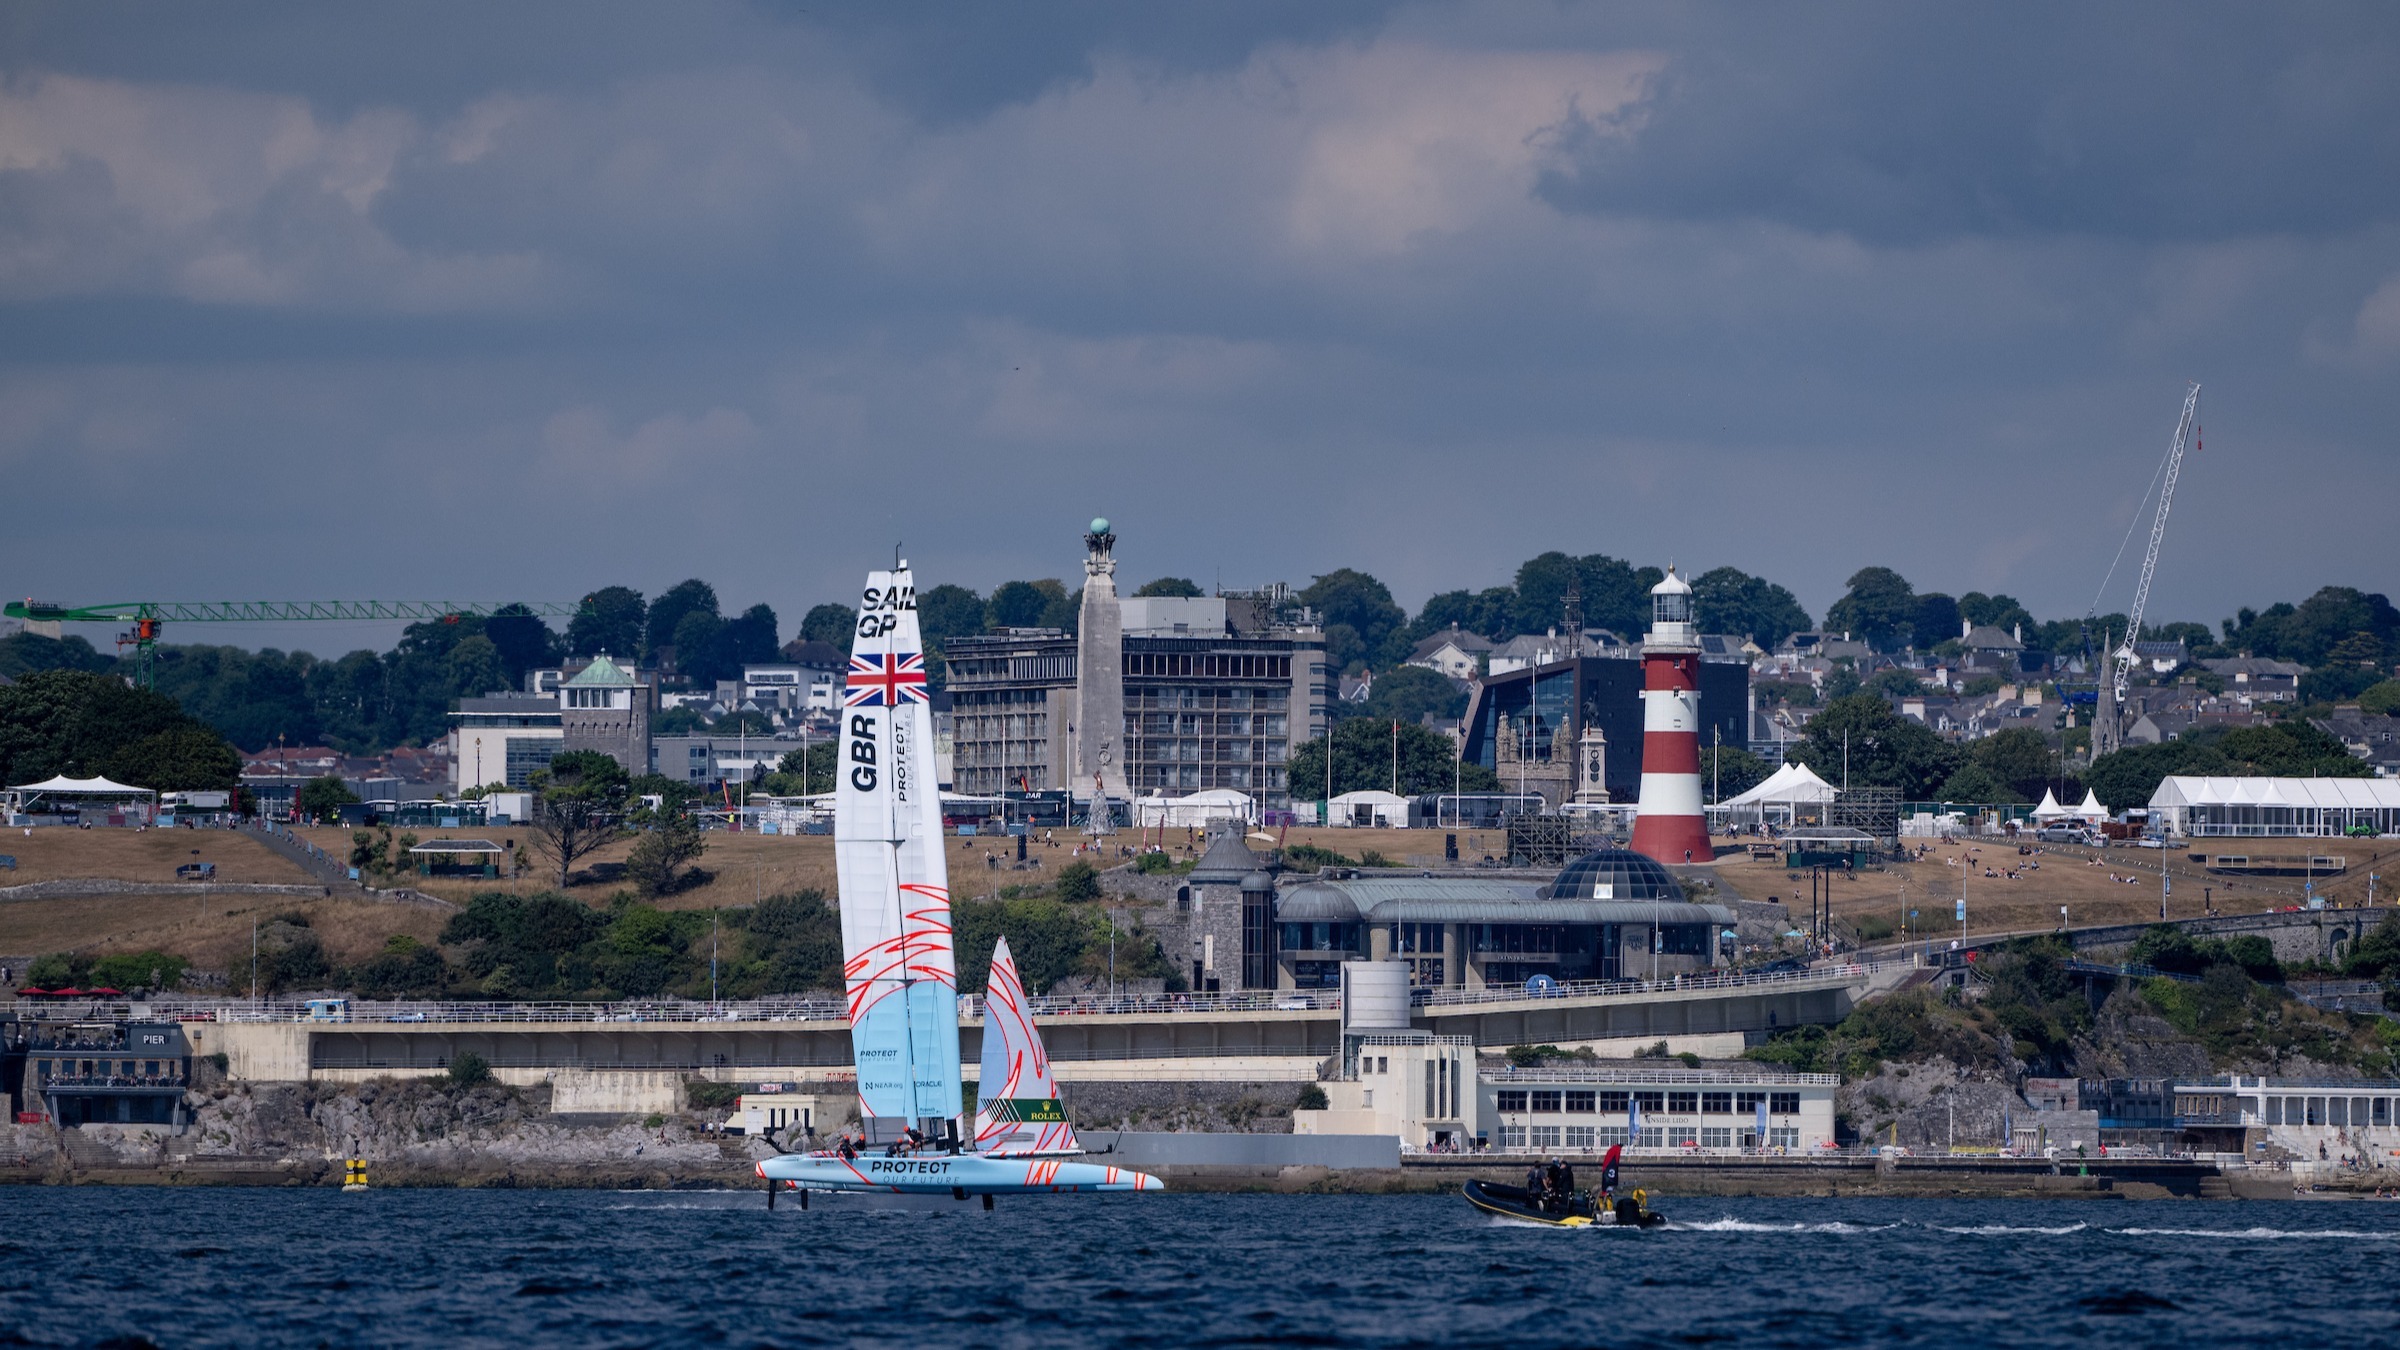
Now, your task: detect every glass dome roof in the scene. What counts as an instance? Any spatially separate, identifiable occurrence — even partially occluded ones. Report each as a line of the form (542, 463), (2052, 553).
(1546, 849), (1684, 902)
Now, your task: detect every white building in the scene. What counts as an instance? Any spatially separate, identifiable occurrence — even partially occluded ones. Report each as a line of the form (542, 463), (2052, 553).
(2176, 1076), (2400, 1159)
(450, 693), (564, 792)
(2148, 775), (2400, 838)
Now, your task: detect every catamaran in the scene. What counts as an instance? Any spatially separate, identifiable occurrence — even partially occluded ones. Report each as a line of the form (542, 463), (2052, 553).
(758, 559), (1161, 1208)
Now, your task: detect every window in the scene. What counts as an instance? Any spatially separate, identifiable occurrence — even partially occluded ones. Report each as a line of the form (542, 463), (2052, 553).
(1597, 1126), (1629, 1146)
(1565, 1091), (1596, 1113)
(1702, 1092), (1733, 1114)
(2308, 1097), (2325, 1126)
(1769, 1127), (1800, 1149)
(1668, 1126), (1698, 1148)
(1770, 1092), (1801, 1115)
(2331, 1098), (2348, 1128)
(1598, 1091), (1629, 1113)
(1701, 1128), (1733, 1149)
(2378, 1099), (2392, 1127)
(1530, 1091), (1562, 1113)
(1495, 1090), (1528, 1112)
(1667, 1092), (1699, 1113)
(1565, 1126), (1596, 1149)
(1736, 1090), (1766, 1112)
(1498, 1125), (1528, 1148)
(1531, 1126), (1562, 1150)
(1634, 1091), (1664, 1112)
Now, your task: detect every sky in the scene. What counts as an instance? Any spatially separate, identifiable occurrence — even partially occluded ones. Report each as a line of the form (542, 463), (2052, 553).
(3, 1), (2396, 657)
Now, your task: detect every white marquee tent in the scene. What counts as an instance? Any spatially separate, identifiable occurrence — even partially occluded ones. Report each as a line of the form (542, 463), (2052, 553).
(1719, 762), (1838, 809)
(1326, 789), (1411, 828)
(1134, 788), (1257, 828)
(2030, 788), (2069, 821)
(5, 774), (159, 825)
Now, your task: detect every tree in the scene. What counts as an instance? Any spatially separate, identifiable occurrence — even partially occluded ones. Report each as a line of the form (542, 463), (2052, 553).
(1706, 744), (1772, 801)
(1824, 567), (1917, 650)
(987, 580), (1052, 629)
(0, 669), (209, 785)
(1410, 587), (1516, 643)
(1299, 569), (1406, 672)
(712, 709), (774, 738)
(1054, 859), (1102, 903)
(106, 724), (241, 792)
(1867, 668), (1926, 700)
(567, 586), (647, 660)
(1914, 593), (1962, 646)
(917, 585), (987, 648)
(1783, 694), (1959, 799)
(1690, 567), (1812, 648)
(1510, 552), (1660, 640)
(626, 810), (709, 897)
(734, 890), (844, 995)
(1288, 719), (1502, 800)
(1970, 728), (2058, 802)
(297, 775), (359, 822)
(2206, 722), (2372, 778)
(1934, 762), (2013, 804)
(2301, 664), (2384, 705)
(645, 579), (720, 663)
(800, 603), (858, 656)
(1134, 577), (1204, 597)
(2359, 680), (2400, 716)
(1354, 665), (1468, 725)
(1959, 592), (2035, 633)
(2083, 738), (2233, 812)
(653, 706), (708, 735)
(528, 749), (631, 887)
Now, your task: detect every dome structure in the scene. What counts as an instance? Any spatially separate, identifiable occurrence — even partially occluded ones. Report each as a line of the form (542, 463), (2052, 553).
(1545, 848), (1685, 902)
(1649, 565), (1692, 598)
(1090, 516), (1111, 535)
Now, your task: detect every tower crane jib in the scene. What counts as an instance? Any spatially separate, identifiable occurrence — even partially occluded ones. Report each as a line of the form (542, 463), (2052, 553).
(2114, 382), (2200, 703)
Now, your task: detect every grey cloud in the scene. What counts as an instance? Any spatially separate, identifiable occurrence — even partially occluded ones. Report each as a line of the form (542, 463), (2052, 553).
(0, 1), (2393, 651)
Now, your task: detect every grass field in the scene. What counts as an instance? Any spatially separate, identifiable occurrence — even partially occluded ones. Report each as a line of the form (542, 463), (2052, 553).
(0, 827), (316, 887)
(4, 821), (2393, 976)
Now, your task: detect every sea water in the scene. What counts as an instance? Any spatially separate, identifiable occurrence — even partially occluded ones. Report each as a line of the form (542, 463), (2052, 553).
(3, 1189), (2396, 1347)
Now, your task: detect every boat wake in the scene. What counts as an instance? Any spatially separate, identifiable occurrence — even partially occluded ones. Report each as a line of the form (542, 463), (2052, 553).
(1679, 1216), (1898, 1234)
(1934, 1222), (2089, 1236)
(2111, 1226), (2400, 1241)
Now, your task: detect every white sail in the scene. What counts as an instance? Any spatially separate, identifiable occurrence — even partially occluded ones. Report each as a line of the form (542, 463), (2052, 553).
(835, 562), (963, 1139)
(973, 936), (1079, 1156)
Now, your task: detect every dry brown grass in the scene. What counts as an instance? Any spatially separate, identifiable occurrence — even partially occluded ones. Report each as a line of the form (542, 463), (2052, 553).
(0, 892), (449, 971)
(0, 828), (314, 886)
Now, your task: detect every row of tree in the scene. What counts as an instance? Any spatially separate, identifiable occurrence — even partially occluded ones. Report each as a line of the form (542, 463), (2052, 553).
(1767, 692), (2371, 810)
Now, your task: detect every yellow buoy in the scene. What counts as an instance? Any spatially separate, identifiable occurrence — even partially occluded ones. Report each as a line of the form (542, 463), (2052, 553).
(342, 1157), (369, 1191)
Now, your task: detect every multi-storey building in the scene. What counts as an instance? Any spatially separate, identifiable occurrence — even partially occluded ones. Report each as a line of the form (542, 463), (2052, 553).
(943, 570), (1329, 813)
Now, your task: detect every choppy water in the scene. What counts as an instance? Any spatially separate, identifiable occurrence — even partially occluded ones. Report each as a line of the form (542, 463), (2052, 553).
(3, 1188), (2397, 1347)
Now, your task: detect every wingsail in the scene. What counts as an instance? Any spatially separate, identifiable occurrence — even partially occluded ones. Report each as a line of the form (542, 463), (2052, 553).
(974, 936), (1080, 1156)
(834, 562), (962, 1140)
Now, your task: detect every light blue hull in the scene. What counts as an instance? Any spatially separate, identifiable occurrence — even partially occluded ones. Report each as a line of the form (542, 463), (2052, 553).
(759, 1151), (1162, 1195)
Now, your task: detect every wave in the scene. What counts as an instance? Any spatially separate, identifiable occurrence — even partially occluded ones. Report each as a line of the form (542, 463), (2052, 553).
(1678, 1216), (1899, 1233)
(2112, 1226), (2400, 1241)
(1934, 1222), (2089, 1236)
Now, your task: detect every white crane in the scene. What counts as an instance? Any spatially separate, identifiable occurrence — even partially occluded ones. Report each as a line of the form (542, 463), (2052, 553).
(2112, 382), (2201, 704)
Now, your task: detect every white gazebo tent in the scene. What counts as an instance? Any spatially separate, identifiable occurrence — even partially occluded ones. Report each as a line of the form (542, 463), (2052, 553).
(2029, 788), (2070, 821)
(1326, 789), (1411, 828)
(1134, 788), (1256, 829)
(5, 774), (160, 826)
(2072, 789), (2109, 823)
(1713, 762), (1838, 828)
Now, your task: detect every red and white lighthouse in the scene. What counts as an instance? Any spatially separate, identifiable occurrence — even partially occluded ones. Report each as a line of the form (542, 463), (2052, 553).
(1628, 567), (1714, 865)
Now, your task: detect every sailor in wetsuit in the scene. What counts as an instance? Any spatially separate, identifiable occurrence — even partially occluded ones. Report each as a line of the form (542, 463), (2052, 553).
(1557, 1161), (1578, 1215)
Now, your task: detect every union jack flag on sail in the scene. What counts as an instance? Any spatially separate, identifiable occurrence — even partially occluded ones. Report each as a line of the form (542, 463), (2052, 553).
(844, 651), (928, 707)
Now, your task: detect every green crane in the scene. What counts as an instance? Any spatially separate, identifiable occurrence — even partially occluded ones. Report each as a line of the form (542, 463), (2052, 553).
(4, 597), (590, 688)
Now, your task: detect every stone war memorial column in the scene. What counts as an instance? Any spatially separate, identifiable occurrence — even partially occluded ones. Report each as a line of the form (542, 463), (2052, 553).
(1077, 517), (1132, 803)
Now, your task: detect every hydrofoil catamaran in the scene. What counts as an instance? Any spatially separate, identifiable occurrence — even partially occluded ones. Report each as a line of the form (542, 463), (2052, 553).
(758, 558), (1161, 1208)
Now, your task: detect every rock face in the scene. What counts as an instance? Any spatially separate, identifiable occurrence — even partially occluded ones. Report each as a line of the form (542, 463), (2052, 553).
(1839, 1057), (2026, 1151)
(2071, 987), (2212, 1081)
(37, 1079), (760, 1185)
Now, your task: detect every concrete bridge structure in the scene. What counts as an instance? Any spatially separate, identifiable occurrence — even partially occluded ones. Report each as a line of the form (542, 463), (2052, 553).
(170, 964), (1882, 1115)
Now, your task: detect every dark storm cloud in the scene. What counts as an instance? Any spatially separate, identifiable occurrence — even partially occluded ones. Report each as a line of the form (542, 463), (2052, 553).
(0, 0), (2394, 660)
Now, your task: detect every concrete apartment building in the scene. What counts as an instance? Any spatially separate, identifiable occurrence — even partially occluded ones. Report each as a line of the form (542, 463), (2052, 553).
(944, 559), (1331, 811)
